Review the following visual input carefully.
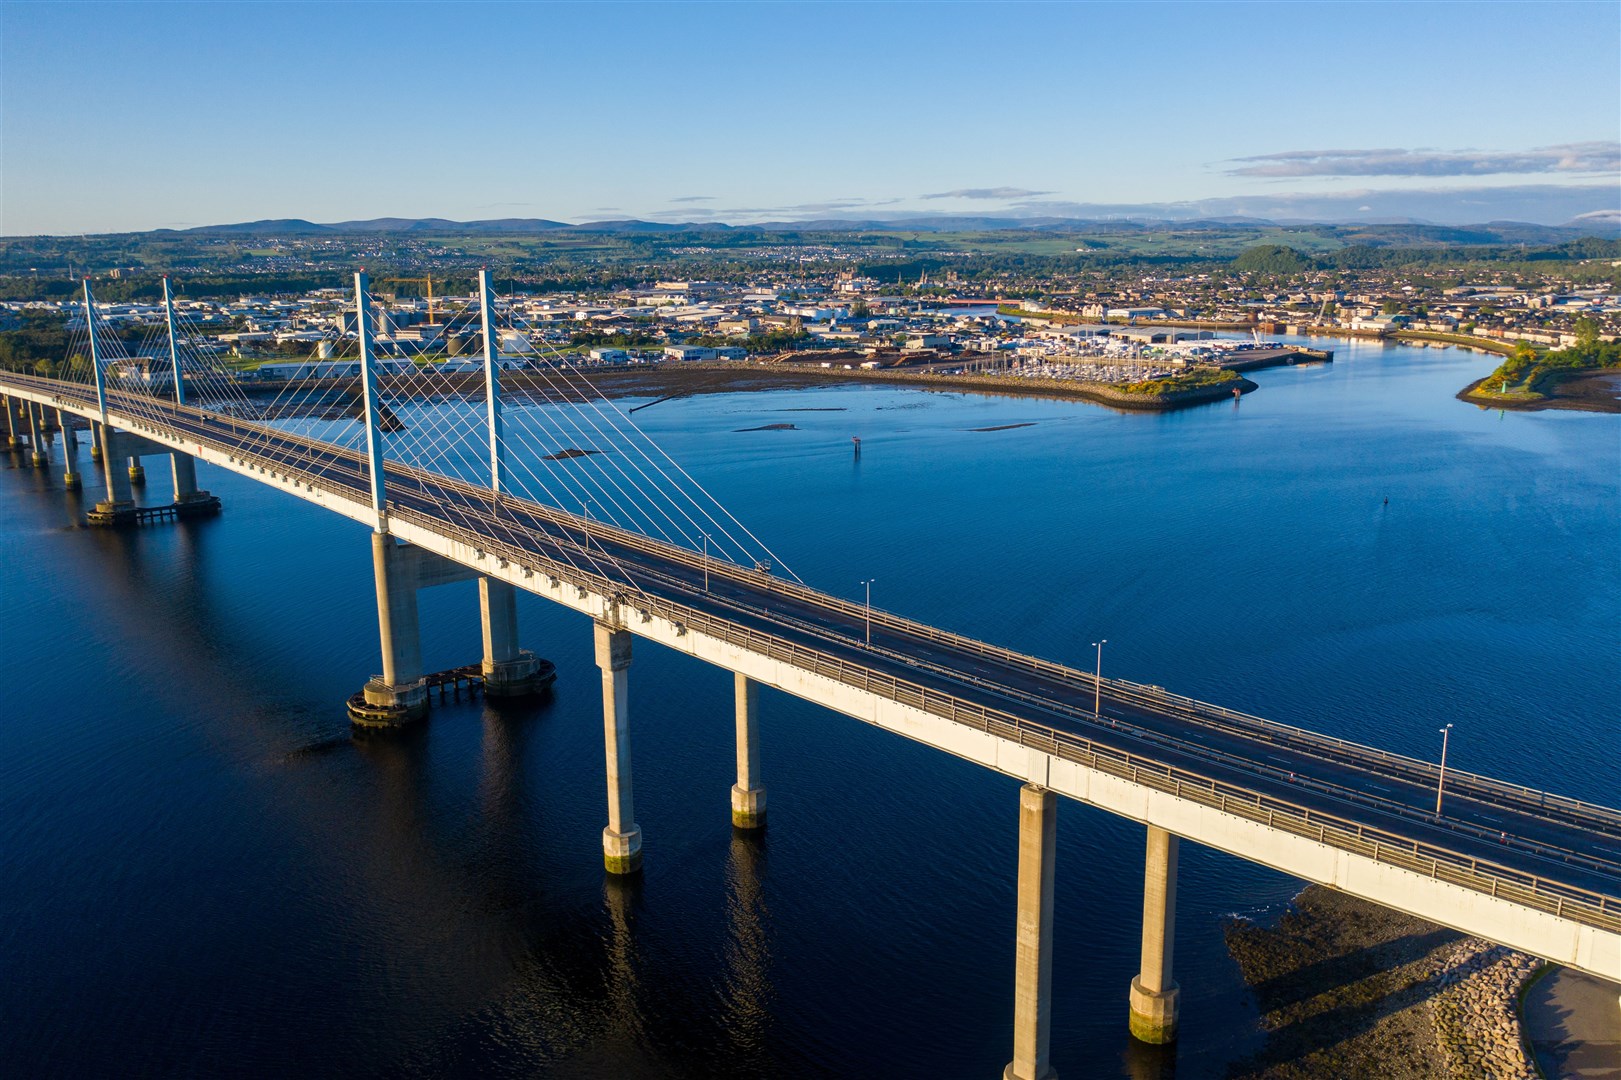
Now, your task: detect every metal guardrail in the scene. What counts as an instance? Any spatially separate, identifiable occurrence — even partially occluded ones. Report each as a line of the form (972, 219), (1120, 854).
(7, 373), (1618, 933)
(379, 501), (1621, 935)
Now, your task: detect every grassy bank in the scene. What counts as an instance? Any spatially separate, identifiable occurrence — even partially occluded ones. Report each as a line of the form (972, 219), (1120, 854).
(1458, 336), (1621, 410)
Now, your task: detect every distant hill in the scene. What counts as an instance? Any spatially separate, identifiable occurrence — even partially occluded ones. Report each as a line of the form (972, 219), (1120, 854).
(27, 214), (1620, 247)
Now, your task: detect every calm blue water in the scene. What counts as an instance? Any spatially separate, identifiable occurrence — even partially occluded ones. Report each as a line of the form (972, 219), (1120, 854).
(1, 338), (1615, 1078)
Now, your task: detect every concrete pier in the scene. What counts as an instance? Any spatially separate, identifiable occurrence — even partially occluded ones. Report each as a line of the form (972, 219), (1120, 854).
(89, 422), (103, 462)
(479, 577), (546, 696)
(595, 622), (642, 874)
(1128, 826), (1181, 1045)
(354, 532), (430, 727)
(1006, 784), (1059, 1080)
(91, 430), (136, 524)
(3, 395), (22, 450)
(171, 452), (200, 502)
(59, 410), (80, 489)
(128, 457), (146, 487)
(27, 402), (47, 468)
(731, 673), (767, 828)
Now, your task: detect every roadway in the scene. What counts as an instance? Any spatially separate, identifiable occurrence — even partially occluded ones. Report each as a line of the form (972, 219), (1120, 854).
(10, 374), (1620, 920)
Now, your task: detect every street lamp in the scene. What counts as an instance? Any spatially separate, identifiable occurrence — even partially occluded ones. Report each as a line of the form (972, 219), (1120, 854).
(1092, 639), (1107, 717)
(582, 496), (594, 551)
(702, 532), (712, 592)
(862, 578), (876, 646)
(1435, 723), (1454, 816)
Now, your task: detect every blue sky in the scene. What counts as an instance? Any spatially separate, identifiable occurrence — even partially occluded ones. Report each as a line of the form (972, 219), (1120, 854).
(2, 1), (1617, 233)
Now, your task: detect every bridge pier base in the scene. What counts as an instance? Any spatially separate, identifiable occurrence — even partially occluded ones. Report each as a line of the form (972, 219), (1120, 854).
(1128, 827), (1181, 1045)
(1006, 783), (1058, 1080)
(128, 457), (146, 487)
(596, 622), (642, 875)
(479, 577), (547, 697)
(731, 673), (766, 828)
(349, 532), (429, 728)
(90, 422), (103, 463)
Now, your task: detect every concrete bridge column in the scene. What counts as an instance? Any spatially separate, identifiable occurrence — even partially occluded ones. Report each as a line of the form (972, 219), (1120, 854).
(171, 452), (199, 502)
(1128, 826), (1181, 1045)
(58, 410), (76, 454)
(10, 397), (31, 452)
(595, 622), (642, 874)
(127, 455), (146, 487)
(27, 402), (48, 468)
(58, 410), (81, 490)
(353, 532), (429, 727)
(479, 577), (545, 696)
(93, 429), (135, 522)
(1006, 783), (1058, 1080)
(3, 395), (21, 450)
(731, 673), (766, 828)
(90, 422), (103, 462)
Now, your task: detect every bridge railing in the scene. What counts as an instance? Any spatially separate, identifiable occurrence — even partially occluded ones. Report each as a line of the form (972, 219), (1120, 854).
(9, 373), (1615, 932)
(402, 444), (1617, 836)
(383, 501), (1620, 937)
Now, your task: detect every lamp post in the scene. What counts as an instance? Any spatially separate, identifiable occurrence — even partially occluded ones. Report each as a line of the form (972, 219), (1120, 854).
(1092, 639), (1107, 716)
(703, 532), (711, 592)
(1435, 723), (1454, 817)
(582, 496), (594, 551)
(862, 578), (876, 646)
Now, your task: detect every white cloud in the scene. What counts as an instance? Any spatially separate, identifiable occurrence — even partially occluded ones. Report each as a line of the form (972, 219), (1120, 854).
(1225, 143), (1620, 179)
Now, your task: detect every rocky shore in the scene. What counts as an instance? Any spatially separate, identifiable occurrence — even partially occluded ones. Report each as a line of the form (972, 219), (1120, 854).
(1223, 884), (1544, 1079)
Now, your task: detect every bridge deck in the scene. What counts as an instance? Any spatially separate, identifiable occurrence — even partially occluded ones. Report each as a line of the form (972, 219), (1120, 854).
(5, 371), (1616, 978)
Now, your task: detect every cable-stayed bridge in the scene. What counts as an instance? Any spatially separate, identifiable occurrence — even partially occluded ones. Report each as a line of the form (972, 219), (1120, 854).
(1, 274), (1616, 1078)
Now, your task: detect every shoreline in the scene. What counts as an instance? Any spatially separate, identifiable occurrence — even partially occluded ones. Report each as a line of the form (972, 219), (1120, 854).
(1458, 369), (1621, 414)
(1223, 883), (1547, 1079)
(236, 362), (1261, 413)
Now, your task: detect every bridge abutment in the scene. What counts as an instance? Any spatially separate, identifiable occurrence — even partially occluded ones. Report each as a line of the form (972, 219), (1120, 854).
(1006, 783), (1059, 1080)
(479, 577), (547, 697)
(596, 622), (642, 875)
(1128, 826), (1181, 1045)
(731, 673), (766, 828)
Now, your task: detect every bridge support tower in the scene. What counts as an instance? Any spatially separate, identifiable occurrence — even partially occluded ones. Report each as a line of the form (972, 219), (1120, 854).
(731, 673), (766, 828)
(479, 577), (546, 696)
(1006, 783), (1058, 1080)
(1128, 826), (1181, 1045)
(596, 622), (642, 874)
